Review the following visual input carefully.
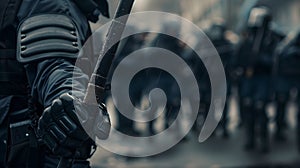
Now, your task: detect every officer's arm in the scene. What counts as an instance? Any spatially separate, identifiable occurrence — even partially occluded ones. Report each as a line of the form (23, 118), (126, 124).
(17, 14), (89, 107)
(32, 58), (88, 107)
(16, 14), (110, 158)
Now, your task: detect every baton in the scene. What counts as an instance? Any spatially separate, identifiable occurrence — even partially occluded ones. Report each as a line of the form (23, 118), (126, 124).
(84, 0), (135, 104)
(57, 0), (135, 168)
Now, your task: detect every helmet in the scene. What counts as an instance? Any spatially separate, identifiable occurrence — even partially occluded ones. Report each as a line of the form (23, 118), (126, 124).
(248, 6), (272, 29)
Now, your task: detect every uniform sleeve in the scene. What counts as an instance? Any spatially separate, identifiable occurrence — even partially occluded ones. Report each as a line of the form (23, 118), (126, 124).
(19, 0), (92, 108)
(26, 58), (89, 108)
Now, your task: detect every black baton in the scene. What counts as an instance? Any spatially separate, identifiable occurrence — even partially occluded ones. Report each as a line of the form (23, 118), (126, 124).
(57, 0), (135, 168)
(84, 0), (135, 104)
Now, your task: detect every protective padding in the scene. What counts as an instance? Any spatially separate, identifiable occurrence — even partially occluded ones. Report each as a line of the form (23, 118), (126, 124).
(17, 14), (82, 63)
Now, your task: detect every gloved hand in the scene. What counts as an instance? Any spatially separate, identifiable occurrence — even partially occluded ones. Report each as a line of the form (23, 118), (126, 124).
(37, 93), (111, 158)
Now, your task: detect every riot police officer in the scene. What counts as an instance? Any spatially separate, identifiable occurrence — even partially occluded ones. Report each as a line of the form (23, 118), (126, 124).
(192, 49), (211, 136)
(0, 0), (110, 167)
(207, 21), (235, 138)
(147, 21), (184, 136)
(275, 31), (300, 149)
(272, 31), (299, 142)
(107, 26), (150, 136)
(293, 32), (300, 152)
(234, 6), (284, 153)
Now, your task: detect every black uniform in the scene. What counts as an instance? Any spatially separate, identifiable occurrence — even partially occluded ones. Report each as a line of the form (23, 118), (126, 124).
(234, 6), (284, 153)
(108, 29), (149, 136)
(147, 33), (184, 135)
(207, 23), (234, 138)
(273, 32), (298, 141)
(189, 43), (211, 135)
(275, 31), (300, 148)
(0, 0), (110, 167)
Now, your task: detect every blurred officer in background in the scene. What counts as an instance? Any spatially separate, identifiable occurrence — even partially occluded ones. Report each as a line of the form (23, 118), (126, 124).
(272, 31), (299, 142)
(0, 0), (110, 167)
(147, 21), (185, 136)
(275, 31), (300, 149)
(233, 6), (284, 153)
(207, 21), (235, 138)
(187, 30), (212, 136)
(107, 26), (150, 136)
(293, 32), (300, 152)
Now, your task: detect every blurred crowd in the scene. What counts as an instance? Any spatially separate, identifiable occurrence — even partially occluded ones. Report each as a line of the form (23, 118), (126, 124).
(104, 6), (300, 155)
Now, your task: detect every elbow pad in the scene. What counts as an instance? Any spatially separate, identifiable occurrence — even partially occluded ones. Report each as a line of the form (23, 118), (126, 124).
(17, 14), (82, 63)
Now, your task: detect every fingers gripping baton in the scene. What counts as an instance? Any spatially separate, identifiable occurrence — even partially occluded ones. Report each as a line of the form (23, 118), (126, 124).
(57, 0), (135, 168)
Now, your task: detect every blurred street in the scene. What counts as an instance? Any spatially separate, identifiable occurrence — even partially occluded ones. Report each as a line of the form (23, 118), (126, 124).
(91, 131), (299, 168)
(90, 95), (300, 168)
(1, 0), (300, 167)
(87, 1), (300, 167)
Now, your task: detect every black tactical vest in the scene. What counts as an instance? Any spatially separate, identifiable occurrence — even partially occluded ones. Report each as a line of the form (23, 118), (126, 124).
(0, 0), (28, 95)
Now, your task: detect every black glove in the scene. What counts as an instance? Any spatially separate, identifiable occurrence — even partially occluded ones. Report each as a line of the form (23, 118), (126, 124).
(37, 93), (111, 158)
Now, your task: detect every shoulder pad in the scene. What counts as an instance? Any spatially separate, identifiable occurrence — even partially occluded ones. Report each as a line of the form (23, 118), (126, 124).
(17, 14), (82, 63)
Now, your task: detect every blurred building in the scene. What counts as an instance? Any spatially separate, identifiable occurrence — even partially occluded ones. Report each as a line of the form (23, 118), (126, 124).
(131, 0), (300, 33)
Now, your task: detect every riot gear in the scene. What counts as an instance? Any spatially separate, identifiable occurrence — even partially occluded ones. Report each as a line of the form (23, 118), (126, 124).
(234, 6), (284, 153)
(17, 15), (82, 63)
(207, 22), (234, 138)
(248, 7), (272, 29)
(0, 0), (111, 167)
(37, 93), (110, 158)
(274, 30), (300, 145)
